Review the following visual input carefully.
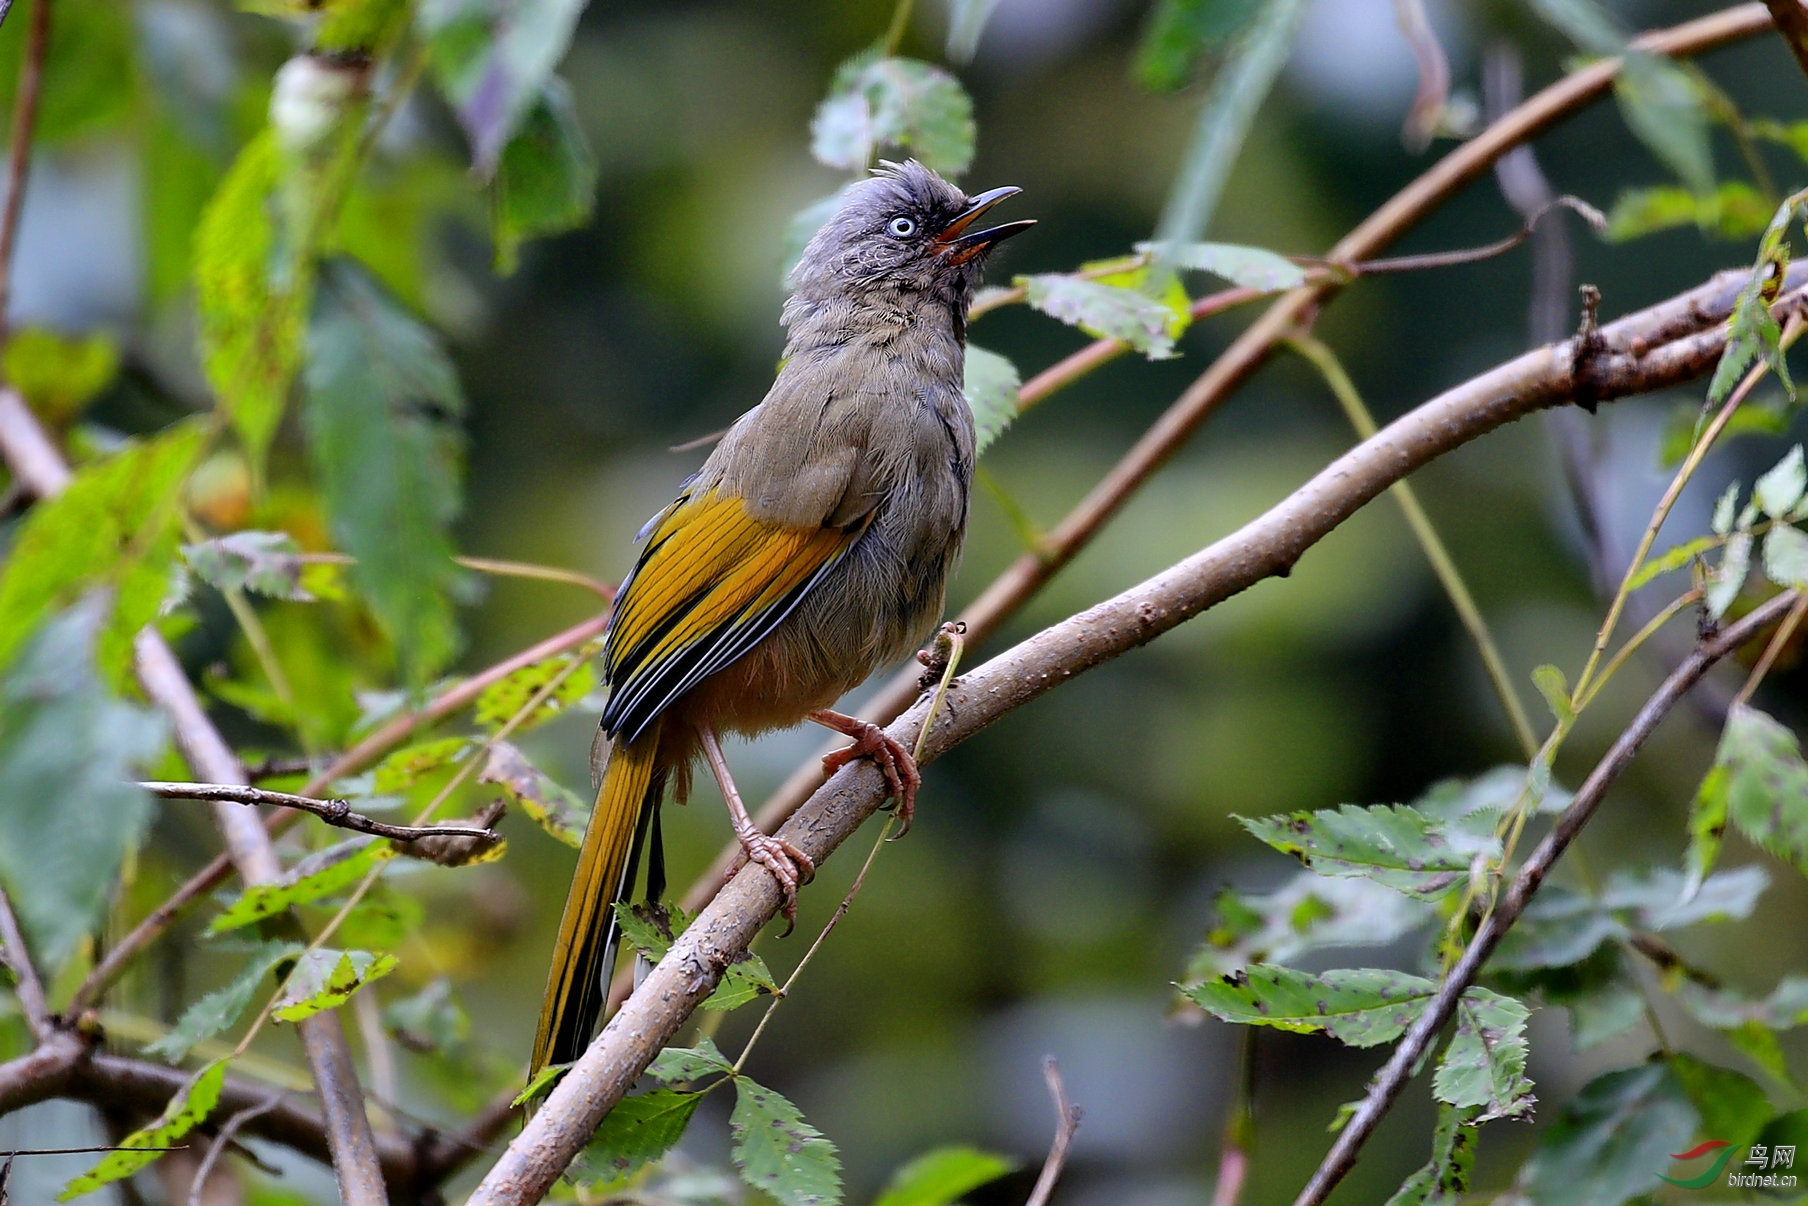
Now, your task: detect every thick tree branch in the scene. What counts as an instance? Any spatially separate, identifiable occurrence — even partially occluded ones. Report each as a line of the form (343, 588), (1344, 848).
(140, 782), (500, 844)
(1291, 588), (1802, 1206)
(663, 1), (1779, 930)
(468, 261), (1803, 1203)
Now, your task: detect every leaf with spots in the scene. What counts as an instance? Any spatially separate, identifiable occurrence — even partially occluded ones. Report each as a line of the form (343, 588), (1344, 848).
(1434, 988), (1534, 1120)
(1698, 704), (1808, 879)
(208, 839), (397, 933)
(1179, 873), (1433, 983)
(480, 740), (584, 847)
(58, 1059), (227, 1199)
(1182, 964), (1437, 1046)
(616, 902), (779, 1012)
(1238, 804), (1496, 900)
(646, 1035), (733, 1085)
(582, 1089), (703, 1183)
(474, 651), (596, 732)
(809, 55), (974, 176)
(271, 948), (399, 1022)
(730, 1074), (842, 1206)
(1385, 1103), (1479, 1206)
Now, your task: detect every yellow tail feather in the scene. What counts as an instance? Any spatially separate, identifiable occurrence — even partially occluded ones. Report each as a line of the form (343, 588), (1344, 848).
(530, 718), (663, 1077)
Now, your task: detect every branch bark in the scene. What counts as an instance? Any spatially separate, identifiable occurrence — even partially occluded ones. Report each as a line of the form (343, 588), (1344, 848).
(1290, 587), (1803, 1206)
(0, 888), (47, 1042)
(139, 781), (500, 844)
(1763, 0), (1808, 84)
(467, 261), (1804, 1203)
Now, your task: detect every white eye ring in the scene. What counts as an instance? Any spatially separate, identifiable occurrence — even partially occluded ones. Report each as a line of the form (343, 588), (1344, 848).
(888, 215), (917, 237)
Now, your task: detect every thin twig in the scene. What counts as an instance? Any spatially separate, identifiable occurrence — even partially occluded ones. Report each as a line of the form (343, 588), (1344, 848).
(0, 0), (48, 346)
(1731, 588), (1808, 706)
(139, 781), (498, 843)
(1394, 0), (1451, 151)
(1291, 589), (1800, 1206)
(0, 889), (47, 1041)
(186, 1095), (280, 1206)
(1763, 0), (1808, 84)
(1024, 1057), (1081, 1206)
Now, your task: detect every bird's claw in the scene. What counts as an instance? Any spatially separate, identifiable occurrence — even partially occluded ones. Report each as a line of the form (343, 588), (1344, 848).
(726, 831), (815, 933)
(821, 722), (922, 837)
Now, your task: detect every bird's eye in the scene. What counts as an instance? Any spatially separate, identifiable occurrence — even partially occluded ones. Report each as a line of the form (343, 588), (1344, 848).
(888, 215), (917, 237)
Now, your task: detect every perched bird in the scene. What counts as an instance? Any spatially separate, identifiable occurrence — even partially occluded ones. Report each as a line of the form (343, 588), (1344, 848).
(531, 161), (1032, 1075)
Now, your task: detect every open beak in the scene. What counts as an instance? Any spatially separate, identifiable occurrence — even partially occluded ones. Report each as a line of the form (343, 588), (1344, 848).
(935, 186), (1035, 264)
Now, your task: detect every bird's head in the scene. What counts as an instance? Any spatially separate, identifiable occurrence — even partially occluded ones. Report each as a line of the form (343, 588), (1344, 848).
(785, 160), (1033, 330)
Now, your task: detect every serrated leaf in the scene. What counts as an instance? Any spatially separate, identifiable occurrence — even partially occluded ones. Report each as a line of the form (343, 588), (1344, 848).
(1756, 446), (1807, 518)
(182, 531), (312, 600)
(271, 948), (398, 1022)
(473, 652), (596, 732)
(1509, 1064), (1696, 1206)
(1706, 530), (1752, 620)
(419, 0), (587, 174)
(1133, 239), (1305, 291)
(0, 597), (164, 971)
(1238, 804), (1495, 899)
(1184, 964), (1436, 1045)
(1435, 988), (1534, 1119)
(1669, 1054), (1771, 1149)
(370, 736), (470, 793)
(144, 941), (304, 1063)
(1763, 525), (1808, 588)
(809, 55), (974, 176)
(1022, 274), (1183, 358)
(1385, 1102), (1479, 1206)
(1714, 481), (1742, 536)
(492, 77), (596, 274)
(963, 344), (1019, 456)
(1134, 0), (1263, 91)
(209, 840), (397, 934)
(1706, 704), (1808, 876)
(0, 422), (204, 682)
(873, 1146), (1015, 1206)
(647, 1035), (734, 1085)
(617, 903), (778, 1011)
(583, 1089), (704, 1182)
(303, 258), (466, 684)
(480, 740), (584, 847)
(1180, 873), (1433, 983)
(1532, 664), (1575, 723)
(58, 1059), (227, 1199)
(195, 131), (307, 468)
(731, 1075), (842, 1206)
(1710, 211), (1793, 408)
(3, 327), (120, 427)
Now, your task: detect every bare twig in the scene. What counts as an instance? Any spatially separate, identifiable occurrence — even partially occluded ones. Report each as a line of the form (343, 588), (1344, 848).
(1395, 0), (1452, 151)
(1763, 0), (1808, 84)
(0, 0), (48, 346)
(186, 1095), (280, 1206)
(0, 888), (47, 1041)
(1291, 588), (1800, 1206)
(1024, 1056), (1081, 1206)
(139, 781), (499, 843)
(468, 261), (1802, 1204)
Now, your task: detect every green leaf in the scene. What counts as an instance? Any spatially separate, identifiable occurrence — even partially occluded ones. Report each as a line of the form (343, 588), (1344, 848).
(1660, 394), (1790, 467)
(1435, 988), (1534, 1119)
(182, 531), (312, 601)
(144, 941), (304, 1063)
(473, 652), (596, 732)
(1708, 705), (1808, 876)
(731, 1075), (843, 1206)
(810, 55), (974, 176)
(1706, 530), (1752, 620)
(583, 1090), (704, 1182)
(616, 903), (779, 1012)
(0, 422), (204, 682)
(1489, 887), (1624, 972)
(1615, 51), (1714, 196)
(480, 740), (585, 847)
(963, 345), (1019, 456)
(2, 327), (120, 427)
(1134, 0), (1263, 91)
(195, 132), (308, 468)
(1532, 664), (1575, 724)
(209, 840), (398, 934)
(419, 0), (588, 174)
(314, 0), (410, 52)
(1763, 525), (1808, 588)
(1603, 864), (1768, 930)
(647, 1035), (734, 1085)
(1713, 481), (1743, 536)
(1021, 274), (1185, 359)
(1626, 536), (1715, 590)
(945, 0), (1004, 63)
(874, 1146), (1015, 1206)
(1506, 1063), (1697, 1206)
(1710, 207), (1794, 408)
(513, 1062), (567, 1107)
(1411, 764), (1572, 820)
(1607, 181), (1770, 242)
(1384, 1103), (1479, 1206)
(1238, 804), (1495, 899)
(383, 977), (470, 1052)
(1133, 239), (1306, 291)
(271, 948), (398, 1022)
(303, 258), (466, 684)
(59, 1059), (227, 1199)
(1669, 1053), (1771, 1149)
(1677, 975), (1808, 1033)
(492, 77), (597, 274)
(370, 736), (471, 793)
(1183, 964), (1435, 1045)
(1688, 763), (1731, 892)
(1180, 873), (1433, 983)
(1756, 446), (1807, 518)
(0, 597), (163, 971)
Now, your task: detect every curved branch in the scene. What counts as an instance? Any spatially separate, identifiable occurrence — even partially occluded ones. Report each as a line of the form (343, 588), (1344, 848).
(469, 262), (1802, 1203)
(140, 782), (499, 843)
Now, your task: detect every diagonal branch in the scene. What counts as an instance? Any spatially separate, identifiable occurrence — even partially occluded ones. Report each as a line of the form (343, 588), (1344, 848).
(467, 262), (1803, 1203)
(1290, 587), (1801, 1206)
(0, 887), (48, 1041)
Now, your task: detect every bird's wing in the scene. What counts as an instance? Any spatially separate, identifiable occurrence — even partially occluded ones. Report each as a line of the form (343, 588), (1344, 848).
(599, 486), (870, 743)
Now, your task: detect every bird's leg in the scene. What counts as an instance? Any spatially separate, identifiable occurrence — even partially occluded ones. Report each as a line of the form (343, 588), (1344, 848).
(698, 723), (814, 928)
(807, 709), (922, 837)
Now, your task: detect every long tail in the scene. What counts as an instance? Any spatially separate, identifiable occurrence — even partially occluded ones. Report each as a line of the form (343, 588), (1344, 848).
(530, 717), (664, 1077)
